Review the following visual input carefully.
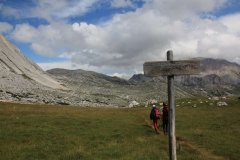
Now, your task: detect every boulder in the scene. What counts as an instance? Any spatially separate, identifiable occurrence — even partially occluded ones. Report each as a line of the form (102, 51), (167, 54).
(129, 100), (139, 108)
(212, 97), (219, 101)
(217, 101), (228, 107)
(56, 99), (70, 105)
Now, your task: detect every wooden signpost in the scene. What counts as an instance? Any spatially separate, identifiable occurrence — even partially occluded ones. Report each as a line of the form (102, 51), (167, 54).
(143, 50), (200, 160)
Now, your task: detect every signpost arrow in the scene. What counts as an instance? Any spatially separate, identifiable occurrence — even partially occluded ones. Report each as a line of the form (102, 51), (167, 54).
(143, 50), (200, 160)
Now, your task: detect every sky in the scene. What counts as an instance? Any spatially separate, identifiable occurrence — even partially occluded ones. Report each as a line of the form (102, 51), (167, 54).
(0, 0), (240, 79)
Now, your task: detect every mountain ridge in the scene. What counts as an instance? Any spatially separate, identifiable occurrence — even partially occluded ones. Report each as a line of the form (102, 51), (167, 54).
(130, 57), (240, 96)
(0, 35), (239, 106)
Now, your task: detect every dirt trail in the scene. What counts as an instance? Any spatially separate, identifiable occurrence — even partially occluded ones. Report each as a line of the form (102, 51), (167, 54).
(144, 118), (226, 160)
(177, 136), (226, 160)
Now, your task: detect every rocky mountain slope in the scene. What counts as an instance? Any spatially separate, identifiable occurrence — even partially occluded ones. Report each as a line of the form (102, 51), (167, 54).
(130, 58), (240, 96)
(48, 56), (240, 106)
(176, 58), (240, 96)
(0, 35), (65, 90)
(0, 35), (239, 107)
(47, 68), (192, 107)
(0, 35), (70, 104)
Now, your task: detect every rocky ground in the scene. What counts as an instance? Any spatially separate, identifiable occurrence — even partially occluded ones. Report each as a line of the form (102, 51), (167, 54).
(46, 68), (193, 107)
(1, 57), (239, 107)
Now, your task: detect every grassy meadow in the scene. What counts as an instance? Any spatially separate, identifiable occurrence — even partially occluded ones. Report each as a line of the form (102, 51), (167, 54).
(0, 97), (239, 160)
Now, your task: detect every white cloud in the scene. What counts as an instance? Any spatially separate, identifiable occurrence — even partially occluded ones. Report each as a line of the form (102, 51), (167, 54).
(31, 0), (98, 21)
(197, 32), (240, 59)
(11, 23), (37, 42)
(0, 22), (13, 34)
(11, 0), (240, 77)
(1, 0), (98, 22)
(219, 13), (240, 34)
(143, 0), (227, 19)
(111, 72), (131, 79)
(0, 3), (20, 18)
(38, 61), (82, 71)
(111, 0), (135, 8)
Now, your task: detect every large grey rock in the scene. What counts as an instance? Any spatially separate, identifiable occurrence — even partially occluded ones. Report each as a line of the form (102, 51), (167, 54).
(0, 35), (66, 90)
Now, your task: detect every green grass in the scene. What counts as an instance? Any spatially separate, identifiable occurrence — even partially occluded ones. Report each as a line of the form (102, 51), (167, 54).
(0, 97), (239, 160)
(175, 97), (240, 160)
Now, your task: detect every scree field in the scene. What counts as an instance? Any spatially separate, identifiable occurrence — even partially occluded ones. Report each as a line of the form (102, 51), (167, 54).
(0, 97), (239, 160)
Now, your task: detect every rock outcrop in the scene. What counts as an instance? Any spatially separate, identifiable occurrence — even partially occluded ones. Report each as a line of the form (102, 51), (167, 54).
(0, 35), (65, 90)
(130, 58), (240, 97)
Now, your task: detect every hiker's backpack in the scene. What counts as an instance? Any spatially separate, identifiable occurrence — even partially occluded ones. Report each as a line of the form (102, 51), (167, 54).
(150, 108), (156, 120)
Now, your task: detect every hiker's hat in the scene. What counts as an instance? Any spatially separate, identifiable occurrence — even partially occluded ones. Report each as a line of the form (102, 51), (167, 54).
(152, 105), (156, 108)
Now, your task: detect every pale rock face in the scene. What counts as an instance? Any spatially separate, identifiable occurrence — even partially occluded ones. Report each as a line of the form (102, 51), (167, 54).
(0, 35), (66, 90)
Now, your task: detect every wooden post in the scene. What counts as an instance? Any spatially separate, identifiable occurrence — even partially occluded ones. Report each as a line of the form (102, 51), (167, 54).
(143, 50), (200, 160)
(167, 50), (177, 160)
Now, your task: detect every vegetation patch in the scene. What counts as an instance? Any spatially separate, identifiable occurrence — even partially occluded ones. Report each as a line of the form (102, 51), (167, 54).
(0, 97), (239, 160)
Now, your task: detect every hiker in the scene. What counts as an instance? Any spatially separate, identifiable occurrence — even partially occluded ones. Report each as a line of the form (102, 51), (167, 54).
(162, 102), (169, 135)
(150, 104), (160, 134)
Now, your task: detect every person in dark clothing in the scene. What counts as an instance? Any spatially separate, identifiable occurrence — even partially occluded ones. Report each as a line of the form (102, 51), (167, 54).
(162, 102), (169, 135)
